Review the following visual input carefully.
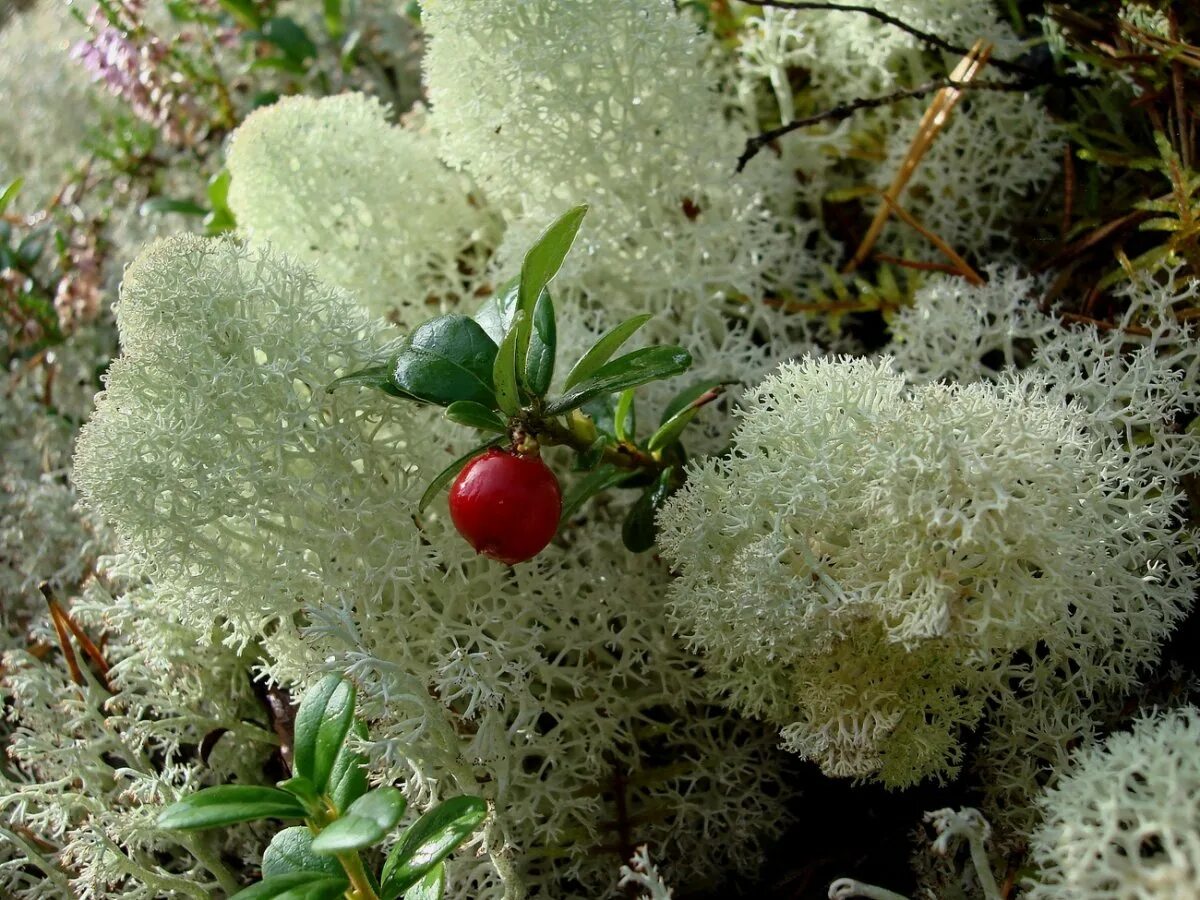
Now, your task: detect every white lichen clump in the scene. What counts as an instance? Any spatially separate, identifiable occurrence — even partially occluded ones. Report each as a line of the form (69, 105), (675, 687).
(227, 93), (496, 324)
(75, 236), (793, 897)
(1027, 707), (1200, 900)
(889, 267), (1057, 384)
(422, 0), (820, 317)
(658, 356), (1192, 787)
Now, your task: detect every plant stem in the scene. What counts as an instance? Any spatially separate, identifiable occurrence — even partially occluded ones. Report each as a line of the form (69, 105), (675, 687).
(336, 851), (379, 900)
(527, 414), (662, 472)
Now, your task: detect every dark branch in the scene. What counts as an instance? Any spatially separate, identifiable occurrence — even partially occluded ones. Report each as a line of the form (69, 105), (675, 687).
(737, 76), (1057, 172)
(736, 0), (1038, 78)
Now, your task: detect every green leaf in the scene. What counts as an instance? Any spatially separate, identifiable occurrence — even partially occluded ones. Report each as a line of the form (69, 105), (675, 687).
(262, 828), (347, 881)
(543, 346), (692, 416)
(562, 314), (652, 390)
(323, 0), (344, 38)
(492, 310), (524, 416)
(311, 787), (407, 854)
(325, 364), (415, 399)
(516, 205), (587, 369)
(156, 786), (306, 831)
(277, 775), (322, 813)
(139, 196), (207, 218)
(392, 316), (499, 409)
(659, 379), (732, 425)
(207, 169), (232, 210)
(0, 177), (23, 215)
(230, 873), (349, 900)
(445, 401), (508, 434)
(613, 389), (636, 444)
(647, 383), (726, 453)
(293, 675), (356, 795)
(380, 796), (488, 899)
(261, 17), (317, 63)
(418, 437), (504, 514)
(403, 864), (446, 900)
(622, 468), (677, 553)
(523, 289), (556, 397)
(327, 719), (369, 815)
(217, 0), (263, 28)
(473, 278), (517, 345)
(573, 435), (608, 471)
(15, 234), (44, 268)
(559, 465), (634, 523)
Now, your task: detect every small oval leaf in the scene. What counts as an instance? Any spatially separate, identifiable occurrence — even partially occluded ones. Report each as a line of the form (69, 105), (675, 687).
(229, 872), (349, 900)
(562, 314), (653, 390)
(613, 389), (636, 444)
(391, 316), (499, 409)
(293, 675), (356, 795)
(445, 401), (507, 434)
(517, 205), (587, 365)
(622, 468), (677, 553)
(262, 828), (347, 880)
(156, 785), (307, 831)
(523, 289), (556, 398)
(492, 310), (525, 416)
(311, 786), (407, 854)
(327, 719), (369, 815)
(380, 796), (488, 899)
(403, 863), (446, 900)
(544, 346), (692, 416)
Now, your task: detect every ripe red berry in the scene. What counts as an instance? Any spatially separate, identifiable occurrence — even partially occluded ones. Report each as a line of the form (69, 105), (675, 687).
(448, 448), (562, 565)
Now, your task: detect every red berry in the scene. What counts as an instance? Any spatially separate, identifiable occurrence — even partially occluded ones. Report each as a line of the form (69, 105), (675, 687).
(448, 448), (562, 565)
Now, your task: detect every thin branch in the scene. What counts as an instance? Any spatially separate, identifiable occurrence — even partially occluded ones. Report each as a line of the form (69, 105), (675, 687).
(737, 74), (1049, 172)
(737, 0), (1038, 77)
(843, 41), (993, 272)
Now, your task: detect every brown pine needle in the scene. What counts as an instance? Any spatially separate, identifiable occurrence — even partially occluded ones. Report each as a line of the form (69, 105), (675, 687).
(41, 584), (85, 688)
(876, 193), (985, 285)
(873, 253), (965, 276)
(844, 40), (993, 273)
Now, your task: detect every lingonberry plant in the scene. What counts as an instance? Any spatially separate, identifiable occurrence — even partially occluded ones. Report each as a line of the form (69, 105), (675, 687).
(157, 675), (486, 900)
(329, 205), (718, 560)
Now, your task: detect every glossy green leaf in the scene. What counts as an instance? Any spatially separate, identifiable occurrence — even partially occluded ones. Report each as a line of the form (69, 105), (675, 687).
(262, 828), (347, 881)
(156, 786), (306, 831)
(492, 310), (524, 416)
(613, 389), (636, 443)
(516, 205), (587, 367)
(380, 796), (488, 899)
(573, 435), (607, 471)
(445, 401), (507, 434)
(293, 675), (356, 795)
(647, 383), (726, 453)
(647, 405), (699, 453)
(323, 0), (344, 37)
(392, 315), (499, 408)
(543, 346), (692, 416)
(403, 864), (445, 900)
(659, 379), (733, 425)
(261, 17), (317, 63)
(559, 465), (634, 523)
(311, 786), (407, 854)
(418, 437), (504, 514)
(230, 873), (348, 900)
(325, 364), (414, 399)
(139, 196), (207, 217)
(15, 234), (44, 268)
(562, 314), (652, 390)
(0, 177), (24, 215)
(217, 0), (263, 27)
(622, 468), (677, 553)
(473, 278), (518, 345)
(327, 719), (369, 815)
(276, 775), (321, 812)
(523, 289), (556, 397)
